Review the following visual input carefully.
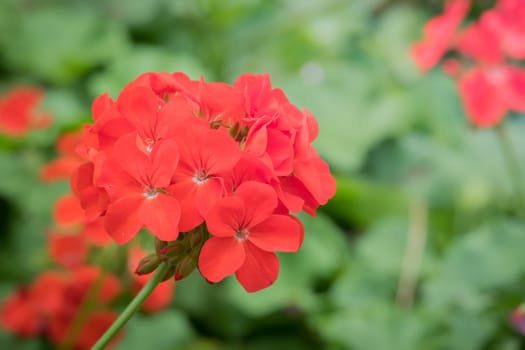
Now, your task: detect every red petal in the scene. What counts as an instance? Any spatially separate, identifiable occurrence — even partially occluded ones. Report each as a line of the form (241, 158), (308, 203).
(53, 194), (85, 227)
(458, 67), (507, 127)
(201, 127), (241, 175)
(234, 181), (277, 227)
(92, 93), (115, 122)
(117, 86), (163, 141)
(48, 232), (88, 268)
(104, 195), (143, 244)
(198, 237), (245, 282)
(139, 193), (181, 241)
(235, 241), (279, 292)
(266, 129), (294, 176)
(168, 180), (203, 232)
(111, 133), (150, 185)
(150, 139), (179, 187)
(195, 177), (224, 217)
(248, 215), (303, 252)
(40, 157), (82, 182)
(502, 65), (525, 111)
(83, 217), (112, 246)
(205, 196), (244, 237)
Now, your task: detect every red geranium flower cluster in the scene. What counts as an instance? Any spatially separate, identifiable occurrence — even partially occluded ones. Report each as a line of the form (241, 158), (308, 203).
(0, 86), (52, 136)
(72, 72), (336, 292)
(411, 0), (525, 127)
(0, 266), (120, 350)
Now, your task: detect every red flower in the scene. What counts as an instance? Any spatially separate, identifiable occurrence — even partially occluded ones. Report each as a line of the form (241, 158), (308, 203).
(170, 117), (241, 232)
(48, 232), (88, 268)
(482, 0), (525, 60)
(456, 20), (504, 64)
(0, 266), (121, 349)
(199, 181), (303, 292)
(51, 192), (112, 247)
(116, 85), (192, 153)
(0, 272), (65, 337)
(99, 134), (181, 243)
(0, 86), (52, 137)
(410, 0), (470, 71)
(458, 65), (525, 127)
(70, 72), (336, 292)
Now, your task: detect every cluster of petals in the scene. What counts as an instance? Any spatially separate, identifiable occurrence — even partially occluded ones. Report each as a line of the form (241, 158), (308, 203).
(0, 86), (52, 137)
(0, 266), (120, 350)
(70, 71), (336, 291)
(411, 0), (525, 127)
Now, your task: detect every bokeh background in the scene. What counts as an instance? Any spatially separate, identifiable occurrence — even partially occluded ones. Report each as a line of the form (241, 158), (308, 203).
(1, 0), (525, 349)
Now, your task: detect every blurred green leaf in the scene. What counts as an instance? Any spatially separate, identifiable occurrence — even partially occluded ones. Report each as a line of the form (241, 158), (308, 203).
(2, 6), (129, 84)
(115, 311), (195, 350)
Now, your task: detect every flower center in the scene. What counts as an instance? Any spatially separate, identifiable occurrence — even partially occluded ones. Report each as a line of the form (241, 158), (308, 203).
(143, 188), (158, 200)
(144, 138), (155, 153)
(235, 228), (249, 241)
(192, 169), (208, 184)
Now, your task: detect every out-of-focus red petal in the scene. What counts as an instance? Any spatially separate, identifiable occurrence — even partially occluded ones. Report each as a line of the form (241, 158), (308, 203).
(53, 194), (85, 227)
(456, 21), (504, 64)
(458, 67), (507, 127)
(40, 157), (83, 182)
(48, 232), (88, 268)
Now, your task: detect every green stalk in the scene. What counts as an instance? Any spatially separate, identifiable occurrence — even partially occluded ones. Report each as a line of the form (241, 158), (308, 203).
(495, 124), (525, 217)
(92, 262), (171, 350)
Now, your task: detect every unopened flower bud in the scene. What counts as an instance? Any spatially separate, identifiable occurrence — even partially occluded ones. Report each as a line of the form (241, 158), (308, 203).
(135, 254), (161, 275)
(174, 255), (197, 281)
(155, 239), (168, 252)
(160, 265), (177, 282)
(189, 229), (204, 249)
(159, 243), (186, 258)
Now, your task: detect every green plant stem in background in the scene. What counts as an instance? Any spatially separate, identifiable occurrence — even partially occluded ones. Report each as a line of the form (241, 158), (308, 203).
(396, 197), (427, 308)
(496, 124), (525, 217)
(92, 262), (171, 350)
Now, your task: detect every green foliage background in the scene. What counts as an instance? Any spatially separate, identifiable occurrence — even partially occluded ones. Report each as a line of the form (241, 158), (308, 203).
(0, 0), (524, 349)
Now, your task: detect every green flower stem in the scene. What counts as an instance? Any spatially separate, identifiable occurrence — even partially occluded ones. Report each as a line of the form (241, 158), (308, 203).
(496, 124), (525, 217)
(92, 262), (171, 350)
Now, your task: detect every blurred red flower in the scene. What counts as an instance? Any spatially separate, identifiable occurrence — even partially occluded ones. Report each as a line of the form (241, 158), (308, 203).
(0, 86), (52, 136)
